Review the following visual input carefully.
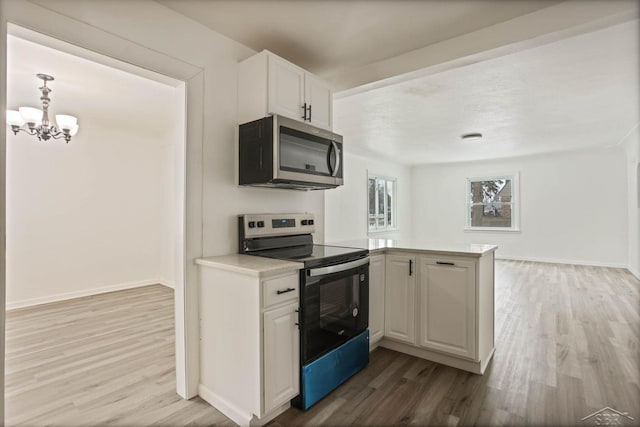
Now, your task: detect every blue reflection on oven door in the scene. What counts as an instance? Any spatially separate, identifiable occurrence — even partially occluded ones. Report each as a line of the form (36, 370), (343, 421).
(299, 329), (369, 410)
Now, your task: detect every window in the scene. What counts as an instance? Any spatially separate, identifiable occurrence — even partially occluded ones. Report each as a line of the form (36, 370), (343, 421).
(466, 175), (519, 231)
(368, 175), (396, 232)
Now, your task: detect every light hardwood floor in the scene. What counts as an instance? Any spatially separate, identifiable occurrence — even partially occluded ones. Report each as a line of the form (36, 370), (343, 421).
(5, 262), (640, 426)
(270, 261), (640, 426)
(5, 285), (233, 426)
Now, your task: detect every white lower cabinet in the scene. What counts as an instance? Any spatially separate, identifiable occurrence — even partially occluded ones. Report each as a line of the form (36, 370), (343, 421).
(263, 302), (300, 413)
(417, 257), (476, 359)
(198, 266), (301, 426)
(368, 254), (385, 346)
(384, 254), (416, 345)
(375, 250), (494, 375)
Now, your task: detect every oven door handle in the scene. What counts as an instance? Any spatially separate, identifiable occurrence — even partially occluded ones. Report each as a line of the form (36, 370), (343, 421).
(308, 256), (369, 277)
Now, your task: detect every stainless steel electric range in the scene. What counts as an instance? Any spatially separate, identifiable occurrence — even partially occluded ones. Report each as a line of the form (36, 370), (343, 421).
(238, 213), (370, 410)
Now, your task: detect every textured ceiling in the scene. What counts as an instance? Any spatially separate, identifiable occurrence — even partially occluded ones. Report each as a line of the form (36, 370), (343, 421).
(333, 20), (640, 164)
(157, 0), (559, 79)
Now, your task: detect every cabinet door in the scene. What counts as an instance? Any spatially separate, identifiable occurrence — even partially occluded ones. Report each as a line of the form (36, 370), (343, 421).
(369, 254), (385, 346)
(418, 257), (476, 359)
(304, 73), (332, 130)
(268, 56), (305, 122)
(263, 302), (300, 414)
(384, 254), (416, 344)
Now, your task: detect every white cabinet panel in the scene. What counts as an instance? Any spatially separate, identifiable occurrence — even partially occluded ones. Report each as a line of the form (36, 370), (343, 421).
(304, 74), (332, 130)
(368, 254), (385, 346)
(418, 258), (476, 359)
(384, 254), (416, 344)
(198, 267), (301, 424)
(263, 274), (299, 308)
(268, 56), (305, 121)
(239, 51), (333, 130)
(263, 302), (300, 413)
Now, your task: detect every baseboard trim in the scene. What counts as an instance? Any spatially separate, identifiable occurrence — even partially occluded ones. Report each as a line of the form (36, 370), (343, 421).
(495, 255), (627, 269)
(379, 338), (490, 375)
(157, 280), (175, 289)
(7, 279), (164, 311)
(198, 384), (252, 427)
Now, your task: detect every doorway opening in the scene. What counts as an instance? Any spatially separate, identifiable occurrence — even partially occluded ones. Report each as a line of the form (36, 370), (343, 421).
(4, 25), (189, 425)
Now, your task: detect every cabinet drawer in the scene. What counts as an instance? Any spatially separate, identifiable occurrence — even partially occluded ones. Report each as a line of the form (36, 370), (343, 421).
(263, 274), (299, 308)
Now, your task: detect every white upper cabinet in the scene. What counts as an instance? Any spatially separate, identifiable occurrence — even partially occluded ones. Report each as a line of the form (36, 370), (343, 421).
(303, 73), (332, 129)
(239, 50), (333, 130)
(268, 56), (305, 122)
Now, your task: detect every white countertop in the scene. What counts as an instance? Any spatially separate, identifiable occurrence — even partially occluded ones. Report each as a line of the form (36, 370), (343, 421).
(195, 254), (303, 277)
(327, 238), (498, 257)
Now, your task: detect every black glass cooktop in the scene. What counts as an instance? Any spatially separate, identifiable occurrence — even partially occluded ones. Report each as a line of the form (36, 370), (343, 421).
(254, 244), (368, 268)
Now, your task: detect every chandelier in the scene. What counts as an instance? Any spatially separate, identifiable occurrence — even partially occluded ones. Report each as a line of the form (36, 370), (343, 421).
(6, 73), (79, 143)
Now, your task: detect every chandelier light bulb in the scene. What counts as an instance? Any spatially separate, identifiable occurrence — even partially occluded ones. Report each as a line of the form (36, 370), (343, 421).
(56, 114), (78, 131)
(18, 107), (43, 126)
(6, 110), (25, 126)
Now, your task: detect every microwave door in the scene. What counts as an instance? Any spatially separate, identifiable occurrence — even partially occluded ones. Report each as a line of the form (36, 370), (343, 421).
(276, 126), (338, 186)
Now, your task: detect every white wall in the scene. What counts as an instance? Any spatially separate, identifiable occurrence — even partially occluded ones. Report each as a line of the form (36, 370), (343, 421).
(157, 86), (185, 289)
(411, 147), (628, 267)
(6, 34), (180, 308)
(625, 127), (640, 278)
(0, 6), (7, 422)
(16, 0), (327, 253)
(6, 109), (178, 309)
(325, 152), (412, 242)
(4, 0), (326, 397)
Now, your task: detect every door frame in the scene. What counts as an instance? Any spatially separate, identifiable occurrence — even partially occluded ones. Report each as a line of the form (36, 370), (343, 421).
(0, 0), (204, 408)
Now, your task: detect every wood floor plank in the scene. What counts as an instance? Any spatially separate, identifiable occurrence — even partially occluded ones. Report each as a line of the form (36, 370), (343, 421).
(272, 261), (640, 426)
(5, 284), (231, 426)
(5, 262), (640, 426)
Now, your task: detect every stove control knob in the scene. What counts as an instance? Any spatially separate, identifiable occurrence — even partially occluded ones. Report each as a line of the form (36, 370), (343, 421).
(257, 221), (265, 228)
(309, 219), (314, 225)
(301, 220), (308, 225)
(248, 221), (256, 228)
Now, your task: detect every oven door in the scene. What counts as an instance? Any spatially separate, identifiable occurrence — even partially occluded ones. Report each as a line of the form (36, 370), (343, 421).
(273, 115), (343, 187)
(301, 257), (369, 365)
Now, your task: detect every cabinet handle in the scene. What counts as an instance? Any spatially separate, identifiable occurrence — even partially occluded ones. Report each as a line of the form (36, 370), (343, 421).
(277, 287), (296, 295)
(295, 308), (300, 327)
(301, 103), (307, 120)
(409, 259), (413, 276)
(307, 104), (312, 121)
(437, 261), (455, 266)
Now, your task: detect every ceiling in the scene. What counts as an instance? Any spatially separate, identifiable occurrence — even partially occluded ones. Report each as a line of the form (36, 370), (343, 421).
(157, 0), (559, 79)
(7, 34), (177, 142)
(8, 2), (638, 165)
(157, 0), (638, 164)
(333, 20), (639, 164)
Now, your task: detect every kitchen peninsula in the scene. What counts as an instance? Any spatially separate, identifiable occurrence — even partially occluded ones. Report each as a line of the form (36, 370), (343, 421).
(196, 237), (497, 426)
(330, 238), (498, 376)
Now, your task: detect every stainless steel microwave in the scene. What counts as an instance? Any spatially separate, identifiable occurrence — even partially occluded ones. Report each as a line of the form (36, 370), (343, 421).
(238, 115), (343, 190)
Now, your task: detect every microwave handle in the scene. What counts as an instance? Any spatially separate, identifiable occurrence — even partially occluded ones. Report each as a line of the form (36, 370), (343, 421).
(330, 141), (341, 177)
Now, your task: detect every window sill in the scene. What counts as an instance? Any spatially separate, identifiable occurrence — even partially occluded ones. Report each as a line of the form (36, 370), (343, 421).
(464, 227), (520, 233)
(368, 228), (399, 234)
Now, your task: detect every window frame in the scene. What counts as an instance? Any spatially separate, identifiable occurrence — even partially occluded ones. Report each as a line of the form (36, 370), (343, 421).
(465, 173), (520, 232)
(367, 173), (398, 233)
